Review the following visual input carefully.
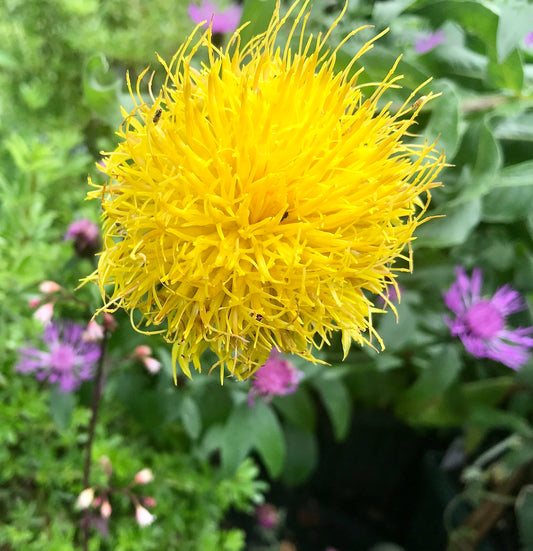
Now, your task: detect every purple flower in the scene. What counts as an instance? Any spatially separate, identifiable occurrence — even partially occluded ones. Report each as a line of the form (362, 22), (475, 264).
(64, 218), (99, 257)
(188, 0), (242, 34)
(414, 30), (445, 54)
(444, 267), (533, 370)
(255, 503), (279, 530)
(379, 284), (402, 308)
(16, 321), (101, 392)
(525, 32), (533, 48)
(248, 351), (304, 406)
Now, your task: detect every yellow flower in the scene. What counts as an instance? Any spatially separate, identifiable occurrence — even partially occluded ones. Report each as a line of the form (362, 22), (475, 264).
(88, 0), (444, 382)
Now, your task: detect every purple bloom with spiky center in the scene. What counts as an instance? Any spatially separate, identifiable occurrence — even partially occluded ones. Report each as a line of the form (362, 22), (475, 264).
(188, 0), (242, 34)
(16, 322), (101, 392)
(414, 30), (445, 54)
(248, 351), (304, 406)
(444, 267), (533, 370)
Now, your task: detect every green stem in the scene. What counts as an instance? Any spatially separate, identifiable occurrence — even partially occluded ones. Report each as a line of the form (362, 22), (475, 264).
(81, 330), (108, 551)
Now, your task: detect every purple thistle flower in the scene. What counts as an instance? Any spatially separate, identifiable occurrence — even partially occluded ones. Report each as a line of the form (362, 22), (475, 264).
(444, 267), (533, 370)
(64, 218), (99, 258)
(188, 0), (243, 34)
(16, 321), (101, 392)
(414, 30), (445, 54)
(248, 351), (304, 406)
(525, 31), (533, 48)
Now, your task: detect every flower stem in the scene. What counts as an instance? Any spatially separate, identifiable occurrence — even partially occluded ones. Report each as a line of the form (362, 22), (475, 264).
(82, 330), (108, 551)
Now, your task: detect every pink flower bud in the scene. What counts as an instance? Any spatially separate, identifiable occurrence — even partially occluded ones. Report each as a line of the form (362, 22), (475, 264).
(143, 497), (157, 507)
(143, 356), (161, 374)
(134, 468), (154, 485)
(38, 281), (62, 294)
(101, 500), (112, 518)
(28, 297), (40, 308)
(134, 345), (152, 359)
(135, 505), (155, 526)
(82, 320), (105, 342)
(34, 302), (54, 324)
(103, 313), (118, 332)
(75, 488), (94, 510)
(93, 496), (102, 507)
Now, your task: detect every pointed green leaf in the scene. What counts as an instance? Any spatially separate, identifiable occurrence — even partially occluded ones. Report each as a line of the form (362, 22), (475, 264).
(311, 376), (351, 441)
(494, 160), (533, 188)
(251, 401), (285, 478)
(49, 390), (75, 431)
(482, 184), (533, 222)
(281, 425), (318, 486)
(423, 81), (460, 160)
(238, 0), (276, 45)
(516, 485), (533, 548)
(487, 49), (524, 92)
(497, 2), (533, 63)
(181, 396), (202, 440)
(416, 199), (481, 248)
(272, 387), (316, 433)
(83, 53), (122, 127)
(220, 403), (255, 475)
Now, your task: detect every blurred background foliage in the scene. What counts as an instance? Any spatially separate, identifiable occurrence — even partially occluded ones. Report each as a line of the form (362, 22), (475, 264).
(1, 0), (533, 549)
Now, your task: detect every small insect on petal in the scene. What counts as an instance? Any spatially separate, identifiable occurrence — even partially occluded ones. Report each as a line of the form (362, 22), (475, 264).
(152, 108), (162, 124)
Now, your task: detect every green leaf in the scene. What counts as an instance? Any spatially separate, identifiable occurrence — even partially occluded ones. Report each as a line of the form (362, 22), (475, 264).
(516, 485), (533, 548)
(353, 45), (429, 91)
(272, 387), (316, 433)
(494, 113), (533, 142)
(415, 199), (481, 248)
(281, 425), (318, 486)
(482, 184), (533, 222)
(496, 1), (533, 63)
(251, 401), (285, 478)
(413, 1), (498, 49)
(220, 403), (255, 475)
(373, 0), (417, 24)
(467, 406), (533, 438)
(494, 160), (533, 188)
(238, 0), (276, 45)
(377, 297), (418, 351)
(395, 346), (464, 425)
(49, 390), (75, 431)
(473, 120), (502, 178)
(311, 376), (351, 440)
(423, 80), (460, 160)
(487, 49), (524, 92)
(461, 377), (515, 408)
(430, 45), (487, 82)
(82, 53), (122, 127)
(181, 396), (202, 440)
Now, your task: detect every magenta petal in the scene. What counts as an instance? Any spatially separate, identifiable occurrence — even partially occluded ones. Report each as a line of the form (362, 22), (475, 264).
(414, 30), (445, 54)
(470, 268), (482, 301)
(490, 285), (524, 315)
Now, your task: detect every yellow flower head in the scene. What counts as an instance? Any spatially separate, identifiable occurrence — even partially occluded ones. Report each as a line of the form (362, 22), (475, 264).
(89, 0), (444, 382)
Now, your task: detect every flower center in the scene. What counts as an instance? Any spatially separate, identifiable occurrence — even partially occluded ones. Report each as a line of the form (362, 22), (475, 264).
(465, 300), (503, 339)
(50, 344), (77, 371)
